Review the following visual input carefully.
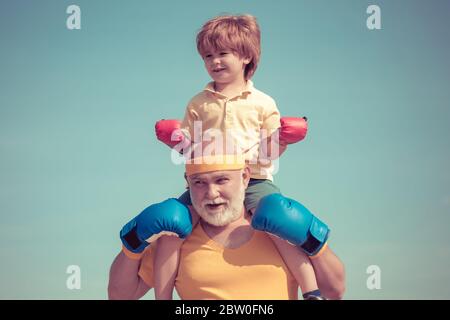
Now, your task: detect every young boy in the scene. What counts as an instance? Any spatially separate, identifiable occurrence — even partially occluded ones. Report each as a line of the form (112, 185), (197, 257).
(154, 14), (323, 300)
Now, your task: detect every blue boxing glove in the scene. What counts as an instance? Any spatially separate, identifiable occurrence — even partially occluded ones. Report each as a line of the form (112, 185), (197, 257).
(120, 198), (192, 254)
(251, 193), (330, 256)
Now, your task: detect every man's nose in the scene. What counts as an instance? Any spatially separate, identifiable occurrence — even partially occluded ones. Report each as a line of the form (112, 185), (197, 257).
(205, 184), (220, 199)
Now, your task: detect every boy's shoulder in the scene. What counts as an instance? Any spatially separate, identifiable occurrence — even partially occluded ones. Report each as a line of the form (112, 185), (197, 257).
(250, 85), (277, 106)
(185, 87), (211, 107)
(246, 83), (278, 111)
(185, 82), (278, 108)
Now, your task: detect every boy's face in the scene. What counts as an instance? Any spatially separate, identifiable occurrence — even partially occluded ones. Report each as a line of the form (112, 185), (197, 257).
(202, 49), (251, 84)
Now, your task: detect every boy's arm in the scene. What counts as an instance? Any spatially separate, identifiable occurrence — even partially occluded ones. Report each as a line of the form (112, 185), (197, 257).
(277, 117), (308, 145)
(261, 135), (288, 160)
(155, 119), (191, 153)
(108, 250), (151, 300)
(155, 102), (197, 153)
(260, 100), (283, 159)
(261, 116), (308, 160)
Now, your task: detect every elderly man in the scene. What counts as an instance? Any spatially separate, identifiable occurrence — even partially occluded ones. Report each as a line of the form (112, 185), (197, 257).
(108, 154), (345, 300)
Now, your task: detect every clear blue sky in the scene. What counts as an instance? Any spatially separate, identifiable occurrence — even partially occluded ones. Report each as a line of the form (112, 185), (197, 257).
(1, 0), (449, 299)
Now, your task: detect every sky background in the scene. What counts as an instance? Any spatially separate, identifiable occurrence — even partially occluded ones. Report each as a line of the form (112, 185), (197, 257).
(1, 0), (449, 299)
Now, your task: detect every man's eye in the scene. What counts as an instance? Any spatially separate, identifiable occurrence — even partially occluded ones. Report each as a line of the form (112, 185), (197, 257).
(218, 178), (229, 184)
(194, 181), (203, 185)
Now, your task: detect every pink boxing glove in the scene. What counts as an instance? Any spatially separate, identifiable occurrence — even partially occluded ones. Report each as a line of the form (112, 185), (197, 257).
(155, 119), (190, 150)
(278, 116), (308, 145)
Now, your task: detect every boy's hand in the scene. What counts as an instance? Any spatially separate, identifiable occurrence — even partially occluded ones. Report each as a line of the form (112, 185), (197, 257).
(155, 119), (190, 151)
(277, 116), (308, 145)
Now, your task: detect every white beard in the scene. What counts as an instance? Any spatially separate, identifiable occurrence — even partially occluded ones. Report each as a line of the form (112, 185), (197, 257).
(191, 179), (246, 227)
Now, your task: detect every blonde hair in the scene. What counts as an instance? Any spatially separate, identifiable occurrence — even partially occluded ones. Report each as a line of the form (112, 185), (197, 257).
(196, 14), (261, 80)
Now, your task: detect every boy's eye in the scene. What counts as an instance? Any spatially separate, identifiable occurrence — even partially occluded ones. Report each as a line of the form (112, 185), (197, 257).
(220, 52), (228, 56)
(205, 54), (212, 58)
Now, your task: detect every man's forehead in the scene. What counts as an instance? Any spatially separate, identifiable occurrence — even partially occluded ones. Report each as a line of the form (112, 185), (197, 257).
(189, 170), (240, 180)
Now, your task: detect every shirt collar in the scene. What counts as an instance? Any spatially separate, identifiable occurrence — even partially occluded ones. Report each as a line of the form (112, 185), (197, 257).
(204, 80), (254, 98)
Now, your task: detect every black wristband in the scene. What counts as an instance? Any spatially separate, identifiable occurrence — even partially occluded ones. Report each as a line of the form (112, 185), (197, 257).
(122, 226), (142, 250)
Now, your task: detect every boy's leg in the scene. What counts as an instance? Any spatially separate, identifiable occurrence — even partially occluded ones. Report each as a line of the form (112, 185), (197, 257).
(153, 191), (200, 300)
(249, 207), (319, 298)
(153, 235), (183, 300)
(245, 180), (321, 299)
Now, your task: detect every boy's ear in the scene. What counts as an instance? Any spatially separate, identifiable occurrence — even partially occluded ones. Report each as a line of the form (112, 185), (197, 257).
(243, 57), (251, 65)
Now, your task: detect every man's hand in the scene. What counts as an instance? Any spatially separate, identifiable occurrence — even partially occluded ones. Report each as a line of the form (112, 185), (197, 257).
(251, 193), (329, 256)
(120, 198), (193, 254)
(155, 119), (191, 151)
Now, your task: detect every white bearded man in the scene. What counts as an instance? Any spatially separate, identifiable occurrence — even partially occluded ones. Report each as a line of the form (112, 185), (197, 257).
(108, 153), (345, 300)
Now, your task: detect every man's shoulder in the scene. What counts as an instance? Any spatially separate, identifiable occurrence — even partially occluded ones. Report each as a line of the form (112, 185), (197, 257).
(183, 222), (207, 243)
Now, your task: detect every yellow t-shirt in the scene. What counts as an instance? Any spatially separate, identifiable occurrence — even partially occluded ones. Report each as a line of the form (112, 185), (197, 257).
(138, 223), (298, 300)
(180, 80), (281, 181)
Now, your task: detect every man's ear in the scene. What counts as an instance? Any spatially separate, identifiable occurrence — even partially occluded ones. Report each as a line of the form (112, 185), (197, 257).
(242, 166), (251, 188)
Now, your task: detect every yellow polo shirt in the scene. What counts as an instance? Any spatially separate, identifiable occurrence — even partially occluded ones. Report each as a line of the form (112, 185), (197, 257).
(138, 224), (298, 300)
(180, 81), (281, 181)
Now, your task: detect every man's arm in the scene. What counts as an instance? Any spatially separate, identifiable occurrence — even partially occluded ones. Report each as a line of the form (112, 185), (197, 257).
(311, 246), (346, 299)
(108, 251), (151, 300)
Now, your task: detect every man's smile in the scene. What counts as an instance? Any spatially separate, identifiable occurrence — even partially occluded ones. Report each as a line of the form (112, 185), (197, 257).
(205, 203), (226, 211)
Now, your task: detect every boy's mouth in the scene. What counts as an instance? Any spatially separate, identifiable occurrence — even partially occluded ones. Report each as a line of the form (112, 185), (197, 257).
(213, 67), (226, 73)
